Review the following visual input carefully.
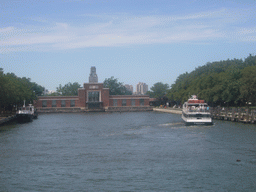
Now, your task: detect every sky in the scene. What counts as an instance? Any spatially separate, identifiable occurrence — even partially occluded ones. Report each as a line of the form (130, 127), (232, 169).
(1, 0), (256, 92)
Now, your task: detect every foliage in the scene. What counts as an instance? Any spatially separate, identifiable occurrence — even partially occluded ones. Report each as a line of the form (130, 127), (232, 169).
(167, 54), (256, 106)
(103, 76), (132, 95)
(147, 82), (169, 99)
(240, 65), (256, 105)
(56, 82), (81, 96)
(0, 68), (44, 110)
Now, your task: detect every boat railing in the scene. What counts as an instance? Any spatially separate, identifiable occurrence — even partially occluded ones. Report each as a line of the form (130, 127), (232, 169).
(183, 108), (210, 113)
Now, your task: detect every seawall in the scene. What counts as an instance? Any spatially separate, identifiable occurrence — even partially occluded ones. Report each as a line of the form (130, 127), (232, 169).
(36, 106), (153, 113)
(0, 115), (16, 125)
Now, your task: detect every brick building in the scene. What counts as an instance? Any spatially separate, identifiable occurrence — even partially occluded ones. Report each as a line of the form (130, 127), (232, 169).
(34, 67), (151, 112)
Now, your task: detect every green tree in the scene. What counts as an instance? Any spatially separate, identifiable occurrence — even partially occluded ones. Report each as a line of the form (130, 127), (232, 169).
(168, 54), (256, 106)
(148, 82), (169, 99)
(103, 76), (132, 95)
(240, 65), (256, 105)
(56, 82), (81, 96)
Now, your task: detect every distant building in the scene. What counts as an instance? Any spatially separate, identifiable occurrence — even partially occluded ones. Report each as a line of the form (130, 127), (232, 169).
(43, 89), (55, 95)
(34, 67), (151, 112)
(124, 84), (133, 93)
(136, 82), (148, 95)
(89, 66), (98, 83)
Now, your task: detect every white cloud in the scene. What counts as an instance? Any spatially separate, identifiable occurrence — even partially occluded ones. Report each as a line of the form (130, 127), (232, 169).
(0, 27), (15, 33)
(0, 8), (255, 53)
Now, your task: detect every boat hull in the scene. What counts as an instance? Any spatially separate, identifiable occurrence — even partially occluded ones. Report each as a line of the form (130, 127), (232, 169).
(16, 114), (33, 123)
(184, 121), (213, 126)
(182, 115), (213, 126)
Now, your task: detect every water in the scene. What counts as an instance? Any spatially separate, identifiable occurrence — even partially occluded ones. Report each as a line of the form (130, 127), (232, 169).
(0, 112), (256, 191)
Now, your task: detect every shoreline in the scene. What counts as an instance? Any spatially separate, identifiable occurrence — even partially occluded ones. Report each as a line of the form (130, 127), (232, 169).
(0, 115), (16, 126)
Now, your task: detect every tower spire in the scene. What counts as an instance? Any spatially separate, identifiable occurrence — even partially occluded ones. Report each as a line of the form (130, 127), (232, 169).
(89, 66), (98, 83)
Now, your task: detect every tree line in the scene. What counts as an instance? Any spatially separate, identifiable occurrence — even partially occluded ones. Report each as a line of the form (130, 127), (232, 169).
(2, 54), (255, 110)
(0, 68), (44, 111)
(166, 54), (256, 107)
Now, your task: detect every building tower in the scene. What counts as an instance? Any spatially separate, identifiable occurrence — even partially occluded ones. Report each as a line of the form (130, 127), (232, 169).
(89, 66), (98, 83)
(136, 82), (148, 95)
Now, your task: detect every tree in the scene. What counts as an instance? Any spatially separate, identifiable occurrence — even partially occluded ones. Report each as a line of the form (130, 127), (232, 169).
(240, 65), (256, 105)
(103, 76), (132, 95)
(0, 69), (44, 112)
(167, 54), (256, 106)
(148, 82), (169, 99)
(56, 82), (81, 96)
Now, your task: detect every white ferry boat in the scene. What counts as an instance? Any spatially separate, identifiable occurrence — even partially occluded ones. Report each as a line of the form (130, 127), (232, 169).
(16, 101), (38, 122)
(182, 95), (213, 125)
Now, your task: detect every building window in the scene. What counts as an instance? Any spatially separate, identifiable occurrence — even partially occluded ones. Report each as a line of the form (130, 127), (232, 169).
(88, 91), (99, 102)
(131, 99), (135, 106)
(122, 99), (126, 106)
(140, 99), (144, 106)
(52, 100), (56, 107)
(42, 100), (47, 107)
(113, 99), (117, 106)
(61, 100), (66, 107)
(70, 100), (75, 107)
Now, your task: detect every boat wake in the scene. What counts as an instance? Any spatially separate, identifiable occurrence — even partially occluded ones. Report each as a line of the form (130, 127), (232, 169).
(158, 122), (184, 127)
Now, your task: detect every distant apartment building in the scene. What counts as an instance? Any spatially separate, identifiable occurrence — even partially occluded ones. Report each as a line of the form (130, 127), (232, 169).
(136, 82), (148, 95)
(124, 84), (133, 93)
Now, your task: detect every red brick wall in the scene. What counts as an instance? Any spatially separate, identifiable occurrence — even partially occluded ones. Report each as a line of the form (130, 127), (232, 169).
(35, 96), (79, 108)
(78, 88), (86, 107)
(34, 85), (149, 108)
(135, 99), (140, 106)
(109, 95), (150, 107)
(75, 100), (79, 107)
(56, 100), (61, 107)
(126, 99), (131, 106)
(101, 88), (109, 107)
(65, 100), (70, 107)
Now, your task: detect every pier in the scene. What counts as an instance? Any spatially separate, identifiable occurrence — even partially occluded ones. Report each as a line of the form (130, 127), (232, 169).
(153, 107), (256, 124)
(211, 107), (256, 124)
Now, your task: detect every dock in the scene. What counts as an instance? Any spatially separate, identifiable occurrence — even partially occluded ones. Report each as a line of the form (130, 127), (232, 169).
(154, 107), (256, 124)
(211, 107), (256, 124)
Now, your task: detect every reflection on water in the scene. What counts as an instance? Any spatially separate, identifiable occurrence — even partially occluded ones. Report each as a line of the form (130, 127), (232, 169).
(0, 112), (256, 191)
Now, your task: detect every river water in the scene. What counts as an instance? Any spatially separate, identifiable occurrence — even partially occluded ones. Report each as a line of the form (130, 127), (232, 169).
(0, 112), (256, 191)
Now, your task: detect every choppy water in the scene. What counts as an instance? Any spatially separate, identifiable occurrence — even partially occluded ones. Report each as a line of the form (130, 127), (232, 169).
(0, 112), (256, 191)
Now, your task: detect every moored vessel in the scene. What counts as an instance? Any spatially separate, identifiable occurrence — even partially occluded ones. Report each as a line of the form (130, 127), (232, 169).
(16, 101), (38, 122)
(182, 95), (213, 125)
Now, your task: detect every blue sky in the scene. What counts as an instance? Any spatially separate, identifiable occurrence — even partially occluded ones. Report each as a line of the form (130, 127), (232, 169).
(1, 0), (256, 91)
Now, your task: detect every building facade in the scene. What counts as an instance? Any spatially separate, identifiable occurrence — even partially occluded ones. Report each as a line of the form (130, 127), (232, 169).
(136, 82), (148, 95)
(34, 67), (151, 112)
